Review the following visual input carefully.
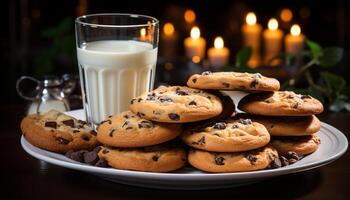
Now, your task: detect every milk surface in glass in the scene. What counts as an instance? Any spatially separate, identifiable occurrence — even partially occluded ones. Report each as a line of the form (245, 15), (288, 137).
(77, 40), (157, 124)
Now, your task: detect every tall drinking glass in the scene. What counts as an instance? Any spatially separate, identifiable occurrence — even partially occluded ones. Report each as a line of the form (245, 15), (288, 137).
(75, 14), (159, 126)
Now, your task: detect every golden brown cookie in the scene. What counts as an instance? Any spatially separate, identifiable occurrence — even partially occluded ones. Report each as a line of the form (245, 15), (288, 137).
(181, 117), (270, 152)
(188, 146), (278, 173)
(97, 111), (182, 147)
(270, 135), (321, 155)
(236, 113), (321, 136)
(98, 144), (187, 172)
(238, 91), (324, 116)
(21, 110), (98, 153)
(183, 91), (235, 131)
(187, 71), (280, 91)
(129, 86), (223, 123)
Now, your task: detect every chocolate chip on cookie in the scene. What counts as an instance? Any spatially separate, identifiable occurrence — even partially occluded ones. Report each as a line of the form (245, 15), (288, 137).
(168, 113), (180, 121)
(239, 119), (252, 125)
(188, 100), (197, 106)
(108, 129), (116, 137)
(56, 137), (70, 145)
(175, 87), (189, 96)
(245, 154), (257, 165)
(213, 122), (226, 130)
(192, 136), (206, 145)
(62, 119), (74, 128)
(45, 121), (57, 129)
(152, 155), (159, 161)
(159, 96), (173, 103)
(214, 156), (225, 165)
(138, 120), (154, 128)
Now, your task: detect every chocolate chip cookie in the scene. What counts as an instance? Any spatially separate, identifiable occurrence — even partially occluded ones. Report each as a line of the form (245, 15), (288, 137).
(181, 117), (270, 152)
(98, 144), (187, 172)
(238, 91), (324, 116)
(97, 111), (182, 147)
(129, 86), (223, 123)
(236, 113), (321, 136)
(188, 146), (278, 173)
(21, 110), (98, 153)
(187, 71), (280, 92)
(270, 135), (321, 155)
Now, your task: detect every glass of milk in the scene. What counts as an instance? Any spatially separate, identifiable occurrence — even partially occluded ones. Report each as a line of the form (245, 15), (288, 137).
(75, 14), (159, 126)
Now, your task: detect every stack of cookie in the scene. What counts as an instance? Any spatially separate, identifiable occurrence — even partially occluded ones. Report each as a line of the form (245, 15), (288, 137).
(95, 86), (225, 172)
(181, 71), (284, 172)
(238, 91), (323, 165)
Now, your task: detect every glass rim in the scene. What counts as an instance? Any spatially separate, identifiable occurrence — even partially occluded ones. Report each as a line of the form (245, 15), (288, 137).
(75, 13), (159, 28)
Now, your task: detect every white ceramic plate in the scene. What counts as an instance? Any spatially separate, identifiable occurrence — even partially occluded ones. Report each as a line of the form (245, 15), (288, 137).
(21, 110), (348, 190)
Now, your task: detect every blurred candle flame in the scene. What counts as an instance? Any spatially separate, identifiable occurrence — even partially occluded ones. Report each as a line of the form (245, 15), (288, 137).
(140, 28), (146, 37)
(268, 18), (278, 31)
(280, 8), (293, 22)
(246, 12), (257, 25)
(214, 36), (224, 49)
(163, 23), (175, 36)
(190, 26), (200, 39)
(291, 24), (301, 36)
(184, 9), (196, 23)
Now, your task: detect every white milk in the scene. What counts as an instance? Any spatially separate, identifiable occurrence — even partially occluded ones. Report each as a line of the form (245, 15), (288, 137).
(77, 40), (157, 124)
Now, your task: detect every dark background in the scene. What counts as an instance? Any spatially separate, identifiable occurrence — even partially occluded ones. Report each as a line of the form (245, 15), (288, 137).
(2, 0), (350, 105)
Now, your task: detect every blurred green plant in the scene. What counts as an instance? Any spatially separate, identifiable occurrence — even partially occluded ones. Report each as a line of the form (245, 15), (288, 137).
(285, 39), (348, 112)
(33, 17), (76, 77)
(224, 40), (349, 112)
(223, 47), (260, 73)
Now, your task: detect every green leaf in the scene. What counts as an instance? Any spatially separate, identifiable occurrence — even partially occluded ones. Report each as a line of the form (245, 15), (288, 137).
(235, 47), (252, 67)
(319, 72), (346, 95)
(305, 39), (322, 59)
(318, 47), (343, 67)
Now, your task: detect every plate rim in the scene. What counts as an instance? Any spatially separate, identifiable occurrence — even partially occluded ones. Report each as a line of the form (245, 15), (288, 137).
(20, 122), (348, 181)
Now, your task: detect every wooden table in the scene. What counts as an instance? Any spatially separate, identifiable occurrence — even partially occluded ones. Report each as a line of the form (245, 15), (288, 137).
(2, 105), (349, 199)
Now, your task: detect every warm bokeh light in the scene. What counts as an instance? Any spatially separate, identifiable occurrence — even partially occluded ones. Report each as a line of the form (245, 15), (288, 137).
(268, 18), (278, 31)
(163, 23), (175, 36)
(246, 12), (257, 25)
(280, 8), (293, 22)
(192, 55), (201, 63)
(214, 37), (224, 49)
(290, 24), (301, 36)
(190, 26), (200, 39)
(184, 9), (196, 23)
(140, 28), (146, 37)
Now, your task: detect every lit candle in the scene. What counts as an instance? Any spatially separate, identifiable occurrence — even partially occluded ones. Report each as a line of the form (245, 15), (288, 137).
(160, 22), (178, 60)
(263, 18), (284, 66)
(139, 28), (148, 42)
(184, 9), (196, 24)
(241, 12), (262, 68)
(184, 26), (206, 61)
(285, 24), (305, 54)
(208, 36), (230, 68)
